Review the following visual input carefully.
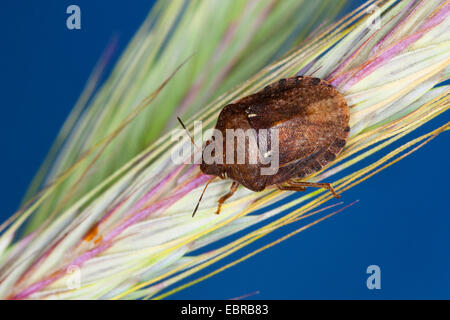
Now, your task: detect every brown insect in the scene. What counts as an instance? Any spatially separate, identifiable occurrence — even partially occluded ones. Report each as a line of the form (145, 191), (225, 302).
(180, 76), (349, 216)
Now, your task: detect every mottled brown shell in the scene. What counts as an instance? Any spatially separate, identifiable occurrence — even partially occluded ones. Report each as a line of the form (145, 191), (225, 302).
(200, 76), (350, 192)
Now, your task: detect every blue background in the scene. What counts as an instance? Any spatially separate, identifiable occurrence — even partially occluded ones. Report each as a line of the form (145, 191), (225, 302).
(0, 1), (448, 299)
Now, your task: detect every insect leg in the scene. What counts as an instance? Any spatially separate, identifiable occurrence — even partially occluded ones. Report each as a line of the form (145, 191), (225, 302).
(216, 181), (239, 215)
(277, 185), (306, 192)
(285, 180), (340, 198)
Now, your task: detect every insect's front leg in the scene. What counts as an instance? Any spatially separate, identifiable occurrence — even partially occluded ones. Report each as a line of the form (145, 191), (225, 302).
(216, 181), (239, 215)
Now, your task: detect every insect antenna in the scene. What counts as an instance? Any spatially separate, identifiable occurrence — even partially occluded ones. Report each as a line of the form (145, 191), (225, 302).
(192, 177), (215, 217)
(177, 116), (201, 152)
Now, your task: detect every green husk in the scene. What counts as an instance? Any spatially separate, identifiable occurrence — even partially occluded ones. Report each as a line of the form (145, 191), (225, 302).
(22, 0), (346, 232)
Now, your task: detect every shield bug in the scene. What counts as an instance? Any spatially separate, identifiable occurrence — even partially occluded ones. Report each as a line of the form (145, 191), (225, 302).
(181, 76), (349, 216)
